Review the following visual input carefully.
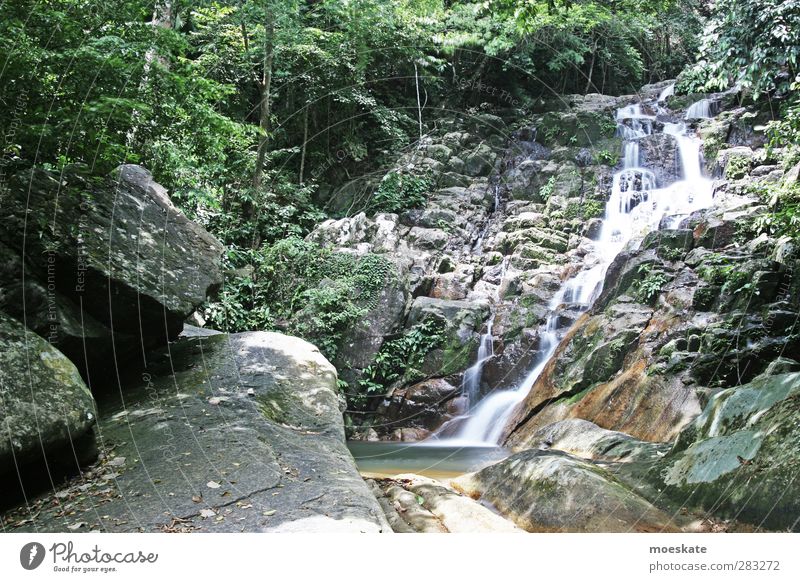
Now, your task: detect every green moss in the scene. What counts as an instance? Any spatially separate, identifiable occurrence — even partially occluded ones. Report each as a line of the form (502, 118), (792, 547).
(561, 385), (592, 405)
(440, 335), (478, 376)
(725, 155), (751, 180)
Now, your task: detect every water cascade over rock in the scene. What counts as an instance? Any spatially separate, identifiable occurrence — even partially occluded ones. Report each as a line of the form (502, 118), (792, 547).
(437, 86), (716, 445)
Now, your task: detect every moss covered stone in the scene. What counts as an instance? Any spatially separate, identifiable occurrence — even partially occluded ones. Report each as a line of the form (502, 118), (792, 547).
(657, 373), (800, 531)
(0, 313), (96, 475)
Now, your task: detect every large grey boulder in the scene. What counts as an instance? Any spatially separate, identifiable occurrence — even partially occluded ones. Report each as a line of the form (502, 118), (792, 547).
(0, 164), (223, 377)
(454, 449), (677, 532)
(524, 418), (660, 462)
(3, 330), (390, 533)
(0, 313), (97, 477)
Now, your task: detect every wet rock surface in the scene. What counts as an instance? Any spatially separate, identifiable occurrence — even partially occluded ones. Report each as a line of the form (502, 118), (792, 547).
(654, 372), (800, 531)
(369, 474), (521, 533)
(453, 449), (678, 532)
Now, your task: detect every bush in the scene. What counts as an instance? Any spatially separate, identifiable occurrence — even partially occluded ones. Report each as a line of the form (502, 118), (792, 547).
(202, 238), (394, 361)
(355, 318), (447, 408)
(679, 0), (799, 96)
(366, 171), (433, 214)
(634, 264), (670, 304)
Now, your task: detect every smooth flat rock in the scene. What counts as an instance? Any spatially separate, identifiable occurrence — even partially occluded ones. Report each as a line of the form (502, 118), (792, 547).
(1, 331), (389, 533)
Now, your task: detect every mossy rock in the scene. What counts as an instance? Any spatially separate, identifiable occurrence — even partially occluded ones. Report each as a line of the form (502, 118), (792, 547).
(538, 111), (618, 148)
(657, 372), (800, 531)
(0, 313), (97, 477)
(454, 449), (677, 532)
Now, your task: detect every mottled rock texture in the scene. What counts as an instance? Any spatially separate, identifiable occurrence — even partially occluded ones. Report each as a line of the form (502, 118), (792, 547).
(0, 312), (96, 478)
(0, 164), (223, 379)
(2, 331), (390, 533)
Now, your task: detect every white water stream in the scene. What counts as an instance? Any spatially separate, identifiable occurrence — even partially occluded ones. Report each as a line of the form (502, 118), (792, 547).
(433, 87), (716, 446)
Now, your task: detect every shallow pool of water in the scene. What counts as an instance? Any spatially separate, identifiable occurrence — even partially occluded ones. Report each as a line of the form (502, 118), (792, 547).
(347, 441), (509, 480)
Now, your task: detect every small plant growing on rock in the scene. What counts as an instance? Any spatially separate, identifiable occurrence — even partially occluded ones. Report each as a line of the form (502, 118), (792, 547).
(633, 264), (670, 304)
(203, 238), (393, 362)
(538, 176), (556, 201)
(356, 318), (447, 407)
(594, 149), (619, 166)
(725, 155), (751, 180)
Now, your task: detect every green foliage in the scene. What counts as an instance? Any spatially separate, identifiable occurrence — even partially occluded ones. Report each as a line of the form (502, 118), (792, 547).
(469, 0), (701, 96)
(0, 0), (441, 249)
(633, 264), (669, 303)
(724, 155), (751, 180)
(660, 246), (686, 262)
(564, 199), (604, 220)
(582, 199), (605, 219)
(594, 149), (619, 166)
(355, 317), (447, 406)
(678, 0), (800, 96)
(367, 171), (433, 214)
(203, 238), (393, 361)
(538, 176), (556, 200)
(750, 181), (800, 241)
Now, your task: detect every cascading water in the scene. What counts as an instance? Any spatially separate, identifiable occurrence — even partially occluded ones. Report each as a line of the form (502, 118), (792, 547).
(685, 98), (713, 120)
(459, 256), (507, 407)
(436, 92), (716, 446)
(460, 319), (494, 406)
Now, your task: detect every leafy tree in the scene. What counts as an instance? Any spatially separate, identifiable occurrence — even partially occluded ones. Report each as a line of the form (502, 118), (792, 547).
(678, 0), (800, 95)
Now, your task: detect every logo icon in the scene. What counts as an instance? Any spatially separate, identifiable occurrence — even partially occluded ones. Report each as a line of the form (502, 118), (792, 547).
(20, 542), (46, 570)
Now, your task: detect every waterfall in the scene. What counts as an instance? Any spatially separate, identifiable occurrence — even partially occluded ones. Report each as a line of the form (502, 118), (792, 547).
(434, 93), (716, 446)
(460, 319), (494, 407)
(459, 256), (507, 406)
(658, 83), (675, 102)
(685, 99), (713, 120)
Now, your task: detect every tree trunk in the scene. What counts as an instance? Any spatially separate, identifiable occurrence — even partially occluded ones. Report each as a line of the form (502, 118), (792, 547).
(252, 13), (275, 190)
(414, 62), (423, 145)
(299, 104), (309, 184)
(127, 1), (173, 149)
(585, 38), (598, 94)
